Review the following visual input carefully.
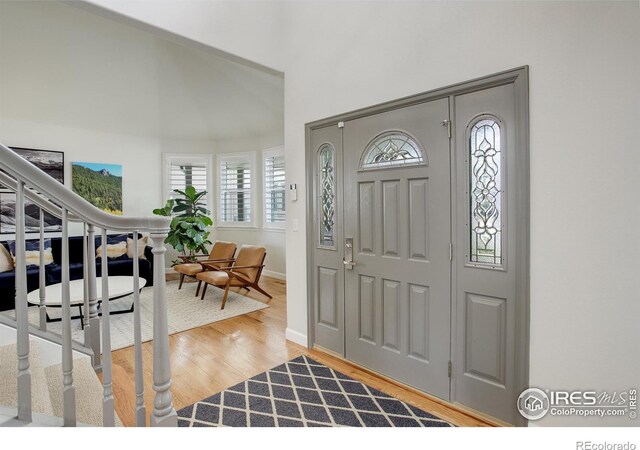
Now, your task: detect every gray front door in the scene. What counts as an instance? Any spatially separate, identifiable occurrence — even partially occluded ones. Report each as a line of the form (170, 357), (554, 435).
(343, 99), (452, 400)
(308, 68), (528, 425)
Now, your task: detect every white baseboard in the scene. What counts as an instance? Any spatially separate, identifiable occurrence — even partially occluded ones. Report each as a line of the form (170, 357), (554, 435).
(263, 270), (286, 280)
(285, 328), (308, 347)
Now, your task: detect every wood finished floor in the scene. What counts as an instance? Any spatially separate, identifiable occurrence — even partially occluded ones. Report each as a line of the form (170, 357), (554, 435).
(110, 275), (494, 427)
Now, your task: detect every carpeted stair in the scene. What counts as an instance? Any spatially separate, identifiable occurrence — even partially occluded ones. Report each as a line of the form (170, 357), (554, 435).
(0, 340), (120, 426)
(45, 357), (122, 426)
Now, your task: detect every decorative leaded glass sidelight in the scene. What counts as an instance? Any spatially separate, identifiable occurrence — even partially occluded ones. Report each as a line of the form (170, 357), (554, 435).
(318, 144), (336, 248)
(360, 131), (425, 170)
(469, 117), (503, 265)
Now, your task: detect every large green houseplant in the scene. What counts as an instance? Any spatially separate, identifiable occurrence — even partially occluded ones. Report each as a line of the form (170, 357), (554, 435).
(153, 186), (213, 265)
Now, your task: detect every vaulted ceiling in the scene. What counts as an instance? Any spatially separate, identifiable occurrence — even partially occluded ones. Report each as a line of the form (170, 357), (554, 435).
(0, 1), (284, 141)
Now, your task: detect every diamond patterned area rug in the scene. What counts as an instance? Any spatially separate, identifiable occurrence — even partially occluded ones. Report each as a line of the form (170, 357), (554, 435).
(177, 355), (453, 427)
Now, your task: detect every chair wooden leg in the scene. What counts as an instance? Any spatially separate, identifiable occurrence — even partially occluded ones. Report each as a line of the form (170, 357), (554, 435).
(178, 273), (185, 290)
(195, 280), (202, 297)
(200, 283), (208, 300)
(251, 283), (272, 299)
(220, 280), (232, 310)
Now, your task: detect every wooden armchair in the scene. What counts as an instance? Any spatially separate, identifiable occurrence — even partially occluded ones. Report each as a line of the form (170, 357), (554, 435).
(196, 245), (272, 309)
(173, 241), (237, 290)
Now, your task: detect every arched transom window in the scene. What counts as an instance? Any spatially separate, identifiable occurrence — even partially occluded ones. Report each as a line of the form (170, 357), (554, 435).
(360, 131), (425, 170)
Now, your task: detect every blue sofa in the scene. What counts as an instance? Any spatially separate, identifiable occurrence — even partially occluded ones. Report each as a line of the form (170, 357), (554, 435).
(0, 234), (154, 312)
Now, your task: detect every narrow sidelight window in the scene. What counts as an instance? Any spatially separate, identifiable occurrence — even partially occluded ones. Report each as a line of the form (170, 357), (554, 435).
(318, 144), (336, 248)
(469, 117), (503, 265)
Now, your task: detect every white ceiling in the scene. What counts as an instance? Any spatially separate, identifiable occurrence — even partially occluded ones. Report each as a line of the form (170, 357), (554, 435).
(0, 1), (284, 142)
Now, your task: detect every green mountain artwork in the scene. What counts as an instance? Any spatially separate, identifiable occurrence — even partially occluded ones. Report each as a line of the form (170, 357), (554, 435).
(71, 162), (123, 215)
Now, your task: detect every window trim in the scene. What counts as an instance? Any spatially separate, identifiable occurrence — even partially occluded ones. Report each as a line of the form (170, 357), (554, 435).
(162, 153), (213, 214)
(262, 146), (286, 230)
(216, 151), (257, 228)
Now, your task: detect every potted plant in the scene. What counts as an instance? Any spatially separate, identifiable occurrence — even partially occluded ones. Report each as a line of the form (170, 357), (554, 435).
(153, 186), (213, 265)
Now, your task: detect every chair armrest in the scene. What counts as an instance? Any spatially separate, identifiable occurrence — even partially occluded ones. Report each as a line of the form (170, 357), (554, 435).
(201, 262), (224, 271)
(177, 254), (209, 262)
(200, 258), (236, 264)
(220, 264), (265, 271)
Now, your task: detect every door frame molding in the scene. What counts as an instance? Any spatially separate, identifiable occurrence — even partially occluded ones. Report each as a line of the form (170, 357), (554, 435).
(304, 66), (529, 425)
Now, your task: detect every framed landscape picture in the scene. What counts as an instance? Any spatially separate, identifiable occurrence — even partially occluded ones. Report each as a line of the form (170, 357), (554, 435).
(0, 147), (64, 234)
(71, 162), (123, 215)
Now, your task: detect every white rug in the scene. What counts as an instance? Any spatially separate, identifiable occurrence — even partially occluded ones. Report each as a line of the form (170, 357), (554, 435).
(3, 280), (269, 351)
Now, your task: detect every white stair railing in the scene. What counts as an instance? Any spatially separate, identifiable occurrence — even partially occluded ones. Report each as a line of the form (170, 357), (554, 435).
(0, 142), (177, 427)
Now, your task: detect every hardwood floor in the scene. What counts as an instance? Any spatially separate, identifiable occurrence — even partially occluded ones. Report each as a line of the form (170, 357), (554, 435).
(110, 275), (495, 427)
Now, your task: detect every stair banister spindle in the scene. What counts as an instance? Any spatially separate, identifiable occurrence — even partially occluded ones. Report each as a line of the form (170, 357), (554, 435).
(83, 222), (90, 344)
(38, 208), (47, 331)
(87, 224), (100, 369)
(14, 180), (32, 423)
(149, 230), (177, 426)
(60, 208), (77, 426)
(132, 230), (146, 426)
(101, 229), (115, 427)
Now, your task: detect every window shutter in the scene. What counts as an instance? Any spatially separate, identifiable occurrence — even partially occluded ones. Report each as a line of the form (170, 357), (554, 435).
(220, 157), (252, 224)
(264, 154), (286, 224)
(168, 161), (208, 210)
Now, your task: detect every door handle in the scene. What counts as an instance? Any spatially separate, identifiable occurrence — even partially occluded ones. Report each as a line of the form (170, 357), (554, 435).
(344, 237), (355, 269)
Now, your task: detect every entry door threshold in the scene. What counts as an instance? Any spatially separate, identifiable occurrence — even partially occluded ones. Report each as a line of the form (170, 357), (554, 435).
(310, 344), (508, 427)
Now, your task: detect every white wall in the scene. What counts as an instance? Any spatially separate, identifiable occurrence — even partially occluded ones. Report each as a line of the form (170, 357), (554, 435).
(280, 1), (640, 427)
(0, 118), (165, 220)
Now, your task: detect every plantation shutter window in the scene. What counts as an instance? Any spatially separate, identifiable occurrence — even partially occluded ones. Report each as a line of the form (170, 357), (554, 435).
(163, 154), (212, 213)
(218, 153), (255, 226)
(263, 147), (285, 227)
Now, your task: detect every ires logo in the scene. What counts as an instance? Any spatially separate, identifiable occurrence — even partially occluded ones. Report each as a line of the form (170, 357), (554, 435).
(549, 391), (598, 406)
(518, 388), (638, 420)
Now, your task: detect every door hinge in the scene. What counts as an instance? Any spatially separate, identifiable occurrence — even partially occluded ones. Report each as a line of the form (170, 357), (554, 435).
(449, 242), (453, 261)
(441, 119), (451, 139)
(448, 361), (452, 378)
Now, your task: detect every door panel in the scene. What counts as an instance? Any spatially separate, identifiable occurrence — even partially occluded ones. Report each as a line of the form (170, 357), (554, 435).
(317, 267), (338, 328)
(453, 83), (518, 423)
(311, 125), (344, 354)
(343, 98), (451, 400)
(408, 178), (429, 260)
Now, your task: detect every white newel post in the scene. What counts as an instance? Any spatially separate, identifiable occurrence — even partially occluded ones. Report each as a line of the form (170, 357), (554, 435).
(14, 180), (32, 423)
(87, 224), (101, 368)
(149, 230), (177, 427)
